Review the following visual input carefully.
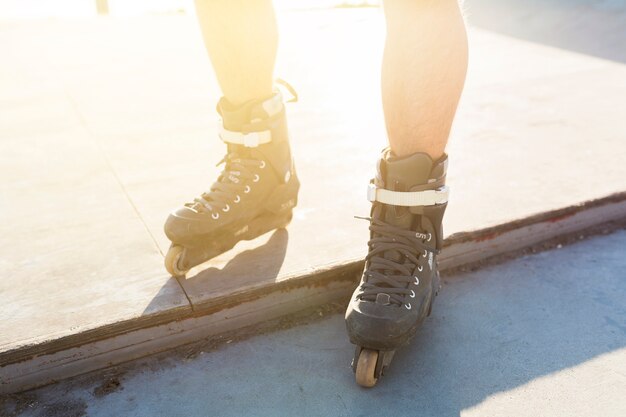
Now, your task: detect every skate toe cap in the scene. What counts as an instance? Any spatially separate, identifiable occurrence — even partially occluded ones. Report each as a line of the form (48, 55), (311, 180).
(345, 301), (418, 349)
(165, 207), (212, 242)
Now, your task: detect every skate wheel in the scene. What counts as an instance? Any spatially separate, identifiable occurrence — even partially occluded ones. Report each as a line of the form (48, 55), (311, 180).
(165, 245), (188, 278)
(355, 349), (379, 388)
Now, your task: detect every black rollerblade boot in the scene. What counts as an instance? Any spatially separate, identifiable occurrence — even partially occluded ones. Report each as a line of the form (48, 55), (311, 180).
(164, 91), (299, 277)
(345, 147), (449, 387)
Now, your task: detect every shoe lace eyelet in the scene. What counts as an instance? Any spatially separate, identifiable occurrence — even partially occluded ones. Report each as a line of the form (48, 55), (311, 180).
(423, 250), (428, 257)
(414, 276), (420, 285)
(211, 212), (219, 220)
(259, 160), (266, 169)
(410, 290), (415, 298)
(244, 185), (251, 194)
(405, 303), (412, 310)
(234, 195), (241, 203)
(427, 233), (432, 242)
(253, 174), (260, 183)
(418, 265), (423, 272)
(222, 204), (230, 212)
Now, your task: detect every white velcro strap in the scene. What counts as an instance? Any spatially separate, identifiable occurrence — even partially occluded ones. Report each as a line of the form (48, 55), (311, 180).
(219, 128), (272, 147)
(367, 183), (449, 206)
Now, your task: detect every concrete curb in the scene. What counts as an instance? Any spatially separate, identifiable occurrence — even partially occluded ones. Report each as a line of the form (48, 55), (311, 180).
(1, 192), (625, 394)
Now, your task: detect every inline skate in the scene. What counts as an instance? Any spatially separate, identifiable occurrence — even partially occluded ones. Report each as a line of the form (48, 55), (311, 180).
(345, 147), (449, 387)
(164, 91), (299, 277)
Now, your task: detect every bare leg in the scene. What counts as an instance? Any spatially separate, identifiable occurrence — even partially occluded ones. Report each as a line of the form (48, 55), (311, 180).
(382, 0), (468, 159)
(194, 0), (278, 105)
(346, 2), (468, 387)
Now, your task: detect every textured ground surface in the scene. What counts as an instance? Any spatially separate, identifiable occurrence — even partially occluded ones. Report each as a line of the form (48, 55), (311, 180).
(4, 229), (625, 417)
(1, 0), (625, 360)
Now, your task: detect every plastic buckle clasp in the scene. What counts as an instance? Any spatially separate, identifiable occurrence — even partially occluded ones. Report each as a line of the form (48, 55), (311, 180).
(367, 183), (378, 202)
(434, 185), (449, 204)
(242, 132), (260, 148)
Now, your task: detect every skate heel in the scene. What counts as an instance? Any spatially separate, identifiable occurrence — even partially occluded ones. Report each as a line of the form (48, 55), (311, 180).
(263, 174), (299, 215)
(242, 209), (294, 242)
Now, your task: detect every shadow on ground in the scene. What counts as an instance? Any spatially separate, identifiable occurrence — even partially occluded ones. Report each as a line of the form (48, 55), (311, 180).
(141, 229), (290, 319)
(189, 228), (289, 284)
(465, 0), (626, 63)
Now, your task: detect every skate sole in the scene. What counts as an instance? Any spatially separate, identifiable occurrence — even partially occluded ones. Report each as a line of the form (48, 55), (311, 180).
(166, 210), (293, 277)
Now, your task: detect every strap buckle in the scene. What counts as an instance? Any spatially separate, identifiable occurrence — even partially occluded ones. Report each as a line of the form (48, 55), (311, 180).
(219, 128), (272, 147)
(243, 132), (261, 147)
(367, 183), (449, 206)
(367, 183), (378, 203)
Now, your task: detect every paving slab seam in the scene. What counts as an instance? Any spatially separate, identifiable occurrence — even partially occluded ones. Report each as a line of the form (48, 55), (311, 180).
(60, 82), (167, 259)
(1, 192), (624, 394)
(61, 93), (195, 318)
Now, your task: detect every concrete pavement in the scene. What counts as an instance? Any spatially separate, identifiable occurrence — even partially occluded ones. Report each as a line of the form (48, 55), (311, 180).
(4, 230), (625, 417)
(1, 0), (626, 393)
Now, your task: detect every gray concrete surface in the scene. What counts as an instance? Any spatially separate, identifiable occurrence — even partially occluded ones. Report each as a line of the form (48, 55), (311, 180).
(467, 0), (626, 63)
(5, 230), (625, 417)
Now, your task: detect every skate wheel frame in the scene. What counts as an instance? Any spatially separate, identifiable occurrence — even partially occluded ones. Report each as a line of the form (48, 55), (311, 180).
(355, 349), (379, 387)
(165, 245), (189, 278)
